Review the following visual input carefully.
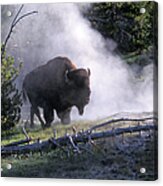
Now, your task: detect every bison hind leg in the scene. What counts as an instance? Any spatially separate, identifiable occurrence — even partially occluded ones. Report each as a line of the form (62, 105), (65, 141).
(43, 106), (54, 127)
(30, 106), (35, 128)
(30, 106), (45, 128)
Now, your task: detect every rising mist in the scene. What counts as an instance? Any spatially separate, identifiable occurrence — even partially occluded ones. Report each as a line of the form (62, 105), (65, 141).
(1, 3), (154, 120)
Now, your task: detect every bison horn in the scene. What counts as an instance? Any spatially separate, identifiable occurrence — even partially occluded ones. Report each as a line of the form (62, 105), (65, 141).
(87, 68), (91, 76)
(65, 69), (76, 84)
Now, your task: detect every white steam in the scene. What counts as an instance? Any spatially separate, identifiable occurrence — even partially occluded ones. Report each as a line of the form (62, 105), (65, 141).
(3, 3), (154, 120)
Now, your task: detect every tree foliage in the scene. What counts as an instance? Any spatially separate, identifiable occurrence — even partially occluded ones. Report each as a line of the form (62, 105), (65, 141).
(84, 1), (158, 64)
(1, 47), (22, 131)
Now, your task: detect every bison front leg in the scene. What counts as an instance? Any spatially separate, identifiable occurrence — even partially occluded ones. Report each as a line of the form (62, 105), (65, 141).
(31, 106), (45, 128)
(57, 108), (71, 124)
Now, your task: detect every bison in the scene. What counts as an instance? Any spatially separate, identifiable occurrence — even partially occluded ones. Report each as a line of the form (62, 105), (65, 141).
(23, 56), (91, 128)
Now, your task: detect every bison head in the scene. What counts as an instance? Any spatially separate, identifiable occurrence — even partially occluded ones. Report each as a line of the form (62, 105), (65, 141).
(64, 68), (91, 115)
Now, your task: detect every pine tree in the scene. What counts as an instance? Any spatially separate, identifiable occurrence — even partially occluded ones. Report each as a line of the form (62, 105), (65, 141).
(1, 47), (22, 130)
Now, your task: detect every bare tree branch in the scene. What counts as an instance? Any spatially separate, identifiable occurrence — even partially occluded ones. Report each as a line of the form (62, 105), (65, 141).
(12, 5), (24, 26)
(88, 116), (157, 133)
(1, 121), (157, 156)
(68, 135), (81, 153)
(2, 4), (38, 56)
(12, 11), (38, 27)
(22, 126), (30, 140)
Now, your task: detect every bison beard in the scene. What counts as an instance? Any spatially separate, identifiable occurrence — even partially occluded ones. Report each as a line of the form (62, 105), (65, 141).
(22, 56), (91, 128)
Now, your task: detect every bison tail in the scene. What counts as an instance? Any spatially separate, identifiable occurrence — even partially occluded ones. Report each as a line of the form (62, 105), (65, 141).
(22, 87), (28, 103)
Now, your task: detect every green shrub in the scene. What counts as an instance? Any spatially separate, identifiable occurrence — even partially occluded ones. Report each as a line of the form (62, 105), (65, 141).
(1, 46), (22, 131)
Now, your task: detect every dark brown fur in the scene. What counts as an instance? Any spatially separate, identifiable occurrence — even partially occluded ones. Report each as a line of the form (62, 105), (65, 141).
(23, 56), (91, 127)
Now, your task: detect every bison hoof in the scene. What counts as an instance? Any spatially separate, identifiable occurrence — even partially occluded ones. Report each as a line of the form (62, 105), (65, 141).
(46, 123), (51, 127)
(61, 119), (71, 125)
(30, 124), (35, 128)
(42, 123), (51, 129)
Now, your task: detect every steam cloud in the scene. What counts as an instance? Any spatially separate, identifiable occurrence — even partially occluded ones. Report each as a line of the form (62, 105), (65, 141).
(2, 3), (154, 120)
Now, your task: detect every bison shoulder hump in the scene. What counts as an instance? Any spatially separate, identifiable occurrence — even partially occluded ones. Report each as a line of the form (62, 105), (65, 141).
(47, 56), (77, 70)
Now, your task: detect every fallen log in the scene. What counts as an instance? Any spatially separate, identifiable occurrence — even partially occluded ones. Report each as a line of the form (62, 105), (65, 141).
(3, 127), (32, 147)
(3, 138), (32, 147)
(88, 116), (157, 132)
(1, 123), (157, 156)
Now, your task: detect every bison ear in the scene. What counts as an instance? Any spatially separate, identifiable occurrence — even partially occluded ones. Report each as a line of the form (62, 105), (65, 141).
(87, 68), (91, 76)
